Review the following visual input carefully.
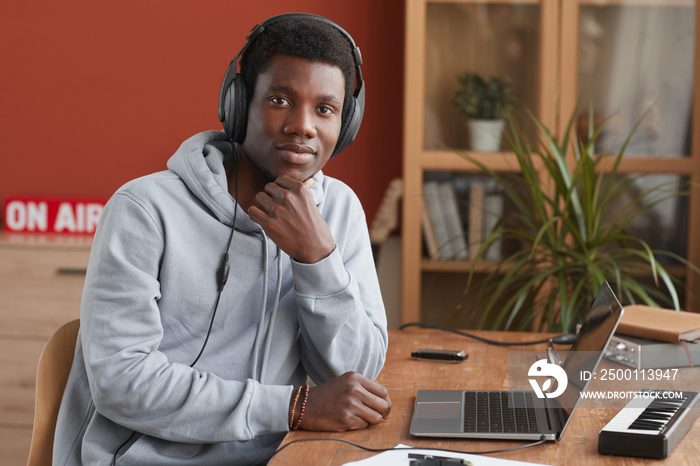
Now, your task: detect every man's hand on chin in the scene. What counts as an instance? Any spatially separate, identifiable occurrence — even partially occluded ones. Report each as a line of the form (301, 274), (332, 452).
(248, 175), (335, 263)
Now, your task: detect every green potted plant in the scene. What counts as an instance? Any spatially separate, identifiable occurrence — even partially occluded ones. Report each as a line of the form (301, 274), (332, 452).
(452, 72), (515, 152)
(457, 108), (699, 333)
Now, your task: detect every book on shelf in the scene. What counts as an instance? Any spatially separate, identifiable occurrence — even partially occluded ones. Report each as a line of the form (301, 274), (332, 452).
(482, 191), (504, 261)
(617, 305), (700, 344)
(422, 181), (451, 260)
(438, 181), (468, 260)
(422, 180), (467, 260)
(468, 181), (484, 258)
(423, 177), (504, 263)
(420, 199), (439, 260)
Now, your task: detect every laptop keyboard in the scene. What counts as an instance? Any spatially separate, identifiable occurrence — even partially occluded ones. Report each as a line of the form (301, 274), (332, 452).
(463, 391), (539, 433)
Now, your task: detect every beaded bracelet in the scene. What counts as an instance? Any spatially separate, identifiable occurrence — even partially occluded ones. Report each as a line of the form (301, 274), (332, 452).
(289, 385), (303, 430)
(292, 383), (309, 430)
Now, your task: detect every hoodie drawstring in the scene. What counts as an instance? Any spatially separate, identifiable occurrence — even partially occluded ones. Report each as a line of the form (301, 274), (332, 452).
(250, 233), (268, 382)
(260, 252), (283, 384)
(251, 230), (283, 384)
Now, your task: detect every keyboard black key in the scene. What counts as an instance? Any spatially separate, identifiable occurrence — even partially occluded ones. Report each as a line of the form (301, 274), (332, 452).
(463, 391), (538, 434)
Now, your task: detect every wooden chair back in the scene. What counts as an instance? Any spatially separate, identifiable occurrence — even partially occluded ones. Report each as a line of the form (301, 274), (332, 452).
(26, 319), (80, 466)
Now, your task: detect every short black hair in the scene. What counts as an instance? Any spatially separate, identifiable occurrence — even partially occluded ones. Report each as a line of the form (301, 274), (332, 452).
(240, 16), (357, 124)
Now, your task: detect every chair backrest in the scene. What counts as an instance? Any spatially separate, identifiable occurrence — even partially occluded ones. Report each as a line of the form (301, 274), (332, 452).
(27, 319), (80, 466)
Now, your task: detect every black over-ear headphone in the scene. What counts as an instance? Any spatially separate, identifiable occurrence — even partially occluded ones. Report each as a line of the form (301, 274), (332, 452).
(217, 13), (365, 158)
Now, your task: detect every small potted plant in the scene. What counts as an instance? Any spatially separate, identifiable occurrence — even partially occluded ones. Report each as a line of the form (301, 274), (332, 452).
(452, 72), (515, 152)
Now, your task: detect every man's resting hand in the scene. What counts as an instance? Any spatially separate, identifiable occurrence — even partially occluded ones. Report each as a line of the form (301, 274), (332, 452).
(293, 371), (392, 431)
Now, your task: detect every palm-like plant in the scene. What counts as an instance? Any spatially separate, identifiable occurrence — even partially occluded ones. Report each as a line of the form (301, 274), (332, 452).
(459, 109), (698, 332)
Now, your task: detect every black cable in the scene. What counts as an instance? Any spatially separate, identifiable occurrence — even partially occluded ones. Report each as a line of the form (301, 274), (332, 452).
(188, 221), (235, 368)
(111, 431), (136, 466)
(399, 322), (577, 346)
(189, 144), (239, 368)
(269, 435), (549, 461)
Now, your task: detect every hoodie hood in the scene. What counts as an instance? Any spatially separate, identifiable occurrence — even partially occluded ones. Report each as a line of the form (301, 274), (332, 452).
(166, 130), (325, 230)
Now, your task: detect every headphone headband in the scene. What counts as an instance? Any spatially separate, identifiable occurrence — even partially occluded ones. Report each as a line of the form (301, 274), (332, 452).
(217, 13), (365, 157)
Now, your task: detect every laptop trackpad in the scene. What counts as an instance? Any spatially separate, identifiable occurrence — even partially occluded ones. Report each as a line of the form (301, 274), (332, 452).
(415, 402), (461, 419)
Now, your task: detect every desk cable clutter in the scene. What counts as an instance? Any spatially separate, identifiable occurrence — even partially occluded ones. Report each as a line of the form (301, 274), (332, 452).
(269, 436), (549, 464)
(399, 323), (577, 347)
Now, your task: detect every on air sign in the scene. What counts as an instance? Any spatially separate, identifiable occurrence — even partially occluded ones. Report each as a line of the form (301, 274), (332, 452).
(4, 197), (107, 235)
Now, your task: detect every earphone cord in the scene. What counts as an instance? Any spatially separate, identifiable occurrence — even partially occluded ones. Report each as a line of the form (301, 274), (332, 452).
(111, 144), (240, 466)
(189, 144), (239, 368)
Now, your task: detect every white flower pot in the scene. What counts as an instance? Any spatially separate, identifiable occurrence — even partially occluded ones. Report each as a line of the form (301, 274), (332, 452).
(468, 119), (505, 152)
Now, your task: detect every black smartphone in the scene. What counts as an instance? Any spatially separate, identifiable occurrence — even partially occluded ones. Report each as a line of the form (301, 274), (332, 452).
(411, 349), (467, 361)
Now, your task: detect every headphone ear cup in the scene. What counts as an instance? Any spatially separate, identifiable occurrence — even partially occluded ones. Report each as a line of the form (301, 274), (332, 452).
(223, 75), (248, 142)
(332, 95), (362, 158)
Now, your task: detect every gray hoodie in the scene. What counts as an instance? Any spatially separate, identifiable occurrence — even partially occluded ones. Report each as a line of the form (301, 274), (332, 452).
(53, 130), (388, 465)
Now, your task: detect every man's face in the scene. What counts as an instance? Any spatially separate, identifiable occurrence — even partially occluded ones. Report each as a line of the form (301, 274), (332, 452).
(241, 54), (345, 183)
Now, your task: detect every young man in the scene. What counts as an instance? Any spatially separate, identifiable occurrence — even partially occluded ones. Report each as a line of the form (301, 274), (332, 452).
(54, 14), (390, 465)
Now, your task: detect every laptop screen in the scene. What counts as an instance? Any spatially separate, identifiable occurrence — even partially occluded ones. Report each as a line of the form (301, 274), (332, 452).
(552, 281), (624, 438)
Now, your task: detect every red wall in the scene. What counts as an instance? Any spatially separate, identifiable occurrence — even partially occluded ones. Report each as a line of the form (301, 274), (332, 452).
(0, 0), (405, 226)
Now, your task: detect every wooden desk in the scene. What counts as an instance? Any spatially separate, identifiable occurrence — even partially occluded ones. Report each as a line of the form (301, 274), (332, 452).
(269, 328), (700, 465)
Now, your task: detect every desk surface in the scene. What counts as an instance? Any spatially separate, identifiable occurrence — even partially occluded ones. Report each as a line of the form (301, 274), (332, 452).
(268, 328), (700, 465)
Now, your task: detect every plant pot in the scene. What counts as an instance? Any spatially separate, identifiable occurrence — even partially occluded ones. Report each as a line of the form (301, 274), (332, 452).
(467, 119), (505, 152)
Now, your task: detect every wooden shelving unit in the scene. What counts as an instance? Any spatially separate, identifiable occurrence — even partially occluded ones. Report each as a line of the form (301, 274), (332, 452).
(401, 0), (700, 324)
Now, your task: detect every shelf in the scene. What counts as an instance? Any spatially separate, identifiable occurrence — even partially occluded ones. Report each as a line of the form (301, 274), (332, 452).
(421, 259), (500, 273)
(426, 0), (541, 4)
(423, 1), (695, 10)
(422, 260), (689, 278)
(419, 151), (695, 175)
(421, 150), (525, 172)
(597, 156), (696, 175)
(619, 264), (688, 278)
(579, 0), (693, 6)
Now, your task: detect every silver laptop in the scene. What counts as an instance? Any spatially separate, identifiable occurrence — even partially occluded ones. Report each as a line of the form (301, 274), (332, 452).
(410, 281), (624, 441)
